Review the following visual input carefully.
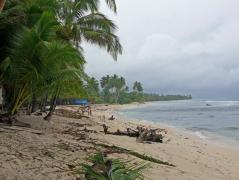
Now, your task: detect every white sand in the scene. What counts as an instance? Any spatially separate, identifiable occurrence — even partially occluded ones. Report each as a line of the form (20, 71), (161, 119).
(93, 104), (239, 180)
(0, 104), (238, 180)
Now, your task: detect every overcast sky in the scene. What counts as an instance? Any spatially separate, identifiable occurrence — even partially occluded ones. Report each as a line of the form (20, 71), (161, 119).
(84, 0), (239, 99)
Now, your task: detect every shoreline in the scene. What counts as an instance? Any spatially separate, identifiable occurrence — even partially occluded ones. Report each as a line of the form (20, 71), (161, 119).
(111, 102), (239, 150)
(95, 104), (239, 179)
(1, 104), (239, 179)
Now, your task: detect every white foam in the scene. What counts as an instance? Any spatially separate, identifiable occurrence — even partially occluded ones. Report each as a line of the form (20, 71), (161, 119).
(195, 131), (207, 140)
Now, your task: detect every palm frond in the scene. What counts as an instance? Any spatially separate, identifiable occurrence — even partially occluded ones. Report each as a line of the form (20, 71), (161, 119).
(81, 29), (122, 60)
(78, 13), (117, 32)
(34, 11), (58, 41)
(78, 153), (148, 180)
(104, 0), (117, 13)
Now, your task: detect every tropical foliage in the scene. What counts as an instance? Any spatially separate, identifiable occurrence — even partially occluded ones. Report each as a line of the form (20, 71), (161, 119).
(0, 0), (122, 120)
(77, 153), (147, 180)
(133, 81), (143, 92)
(100, 74), (127, 103)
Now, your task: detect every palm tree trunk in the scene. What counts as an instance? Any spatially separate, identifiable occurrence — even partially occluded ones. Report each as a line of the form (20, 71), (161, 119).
(10, 84), (27, 115)
(115, 91), (119, 104)
(26, 102), (31, 115)
(43, 94), (57, 121)
(40, 93), (48, 112)
(31, 94), (37, 113)
(0, 0), (6, 13)
(44, 88), (60, 121)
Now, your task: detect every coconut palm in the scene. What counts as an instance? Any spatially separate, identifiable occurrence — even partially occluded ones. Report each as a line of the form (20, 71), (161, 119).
(0, 0), (122, 120)
(102, 74), (126, 103)
(100, 75), (110, 88)
(85, 77), (100, 95)
(133, 81), (143, 92)
(58, 0), (122, 60)
(0, 11), (86, 117)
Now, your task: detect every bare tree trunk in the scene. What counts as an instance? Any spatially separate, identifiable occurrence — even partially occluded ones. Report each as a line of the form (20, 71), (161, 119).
(0, 0), (6, 13)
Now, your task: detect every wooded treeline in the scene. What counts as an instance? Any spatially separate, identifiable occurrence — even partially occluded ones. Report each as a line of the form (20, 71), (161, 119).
(85, 74), (192, 104)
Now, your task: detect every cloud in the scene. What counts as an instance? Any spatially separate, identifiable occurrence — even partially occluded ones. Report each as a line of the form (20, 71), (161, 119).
(138, 34), (178, 59)
(84, 0), (239, 99)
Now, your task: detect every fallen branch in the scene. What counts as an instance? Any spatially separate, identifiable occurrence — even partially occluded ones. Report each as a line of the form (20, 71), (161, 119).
(93, 143), (175, 167)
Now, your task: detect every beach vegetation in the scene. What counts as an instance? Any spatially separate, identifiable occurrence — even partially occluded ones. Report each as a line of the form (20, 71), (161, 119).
(0, 0), (122, 120)
(85, 74), (192, 104)
(76, 152), (148, 180)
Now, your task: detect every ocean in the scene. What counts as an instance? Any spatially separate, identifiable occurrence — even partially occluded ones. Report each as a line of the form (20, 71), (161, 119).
(119, 100), (239, 145)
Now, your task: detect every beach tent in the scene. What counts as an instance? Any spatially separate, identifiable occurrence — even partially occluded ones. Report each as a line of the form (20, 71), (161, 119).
(73, 99), (89, 106)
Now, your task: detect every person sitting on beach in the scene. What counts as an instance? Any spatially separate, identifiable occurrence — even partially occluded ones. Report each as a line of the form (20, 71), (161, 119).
(108, 115), (115, 120)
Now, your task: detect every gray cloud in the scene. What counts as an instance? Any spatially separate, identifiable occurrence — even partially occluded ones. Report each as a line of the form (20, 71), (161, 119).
(84, 0), (239, 99)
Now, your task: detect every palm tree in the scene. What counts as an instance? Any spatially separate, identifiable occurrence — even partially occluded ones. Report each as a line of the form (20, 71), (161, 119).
(102, 74), (126, 103)
(58, 0), (122, 60)
(85, 77), (100, 103)
(1, 11), (85, 117)
(0, 0), (122, 120)
(133, 81), (143, 92)
(100, 75), (110, 88)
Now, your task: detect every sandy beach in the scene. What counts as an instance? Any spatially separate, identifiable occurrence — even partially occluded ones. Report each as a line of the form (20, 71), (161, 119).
(0, 104), (239, 180)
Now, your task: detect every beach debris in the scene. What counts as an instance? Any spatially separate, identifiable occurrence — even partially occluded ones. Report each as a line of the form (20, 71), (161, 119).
(102, 124), (165, 143)
(34, 112), (43, 116)
(67, 122), (92, 127)
(136, 126), (163, 143)
(94, 143), (175, 166)
(0, 114), (31, 127)
(77, 105), (92, 116)
(54, 108), (90, 119)
(77, 153), (148, 179)
(61, 126), (97, 141)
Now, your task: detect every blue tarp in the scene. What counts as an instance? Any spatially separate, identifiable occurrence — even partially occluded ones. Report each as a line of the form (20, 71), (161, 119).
(73, 99), (89, 105)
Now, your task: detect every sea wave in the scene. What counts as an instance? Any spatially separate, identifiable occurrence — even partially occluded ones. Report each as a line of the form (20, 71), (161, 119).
(187, 127), (213, 132)
(194, 131), (208, 139)
(220, 127), (239, 131)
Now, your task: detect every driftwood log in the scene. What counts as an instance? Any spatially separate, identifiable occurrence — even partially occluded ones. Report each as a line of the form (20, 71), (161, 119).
(102, 124), (164, 143)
